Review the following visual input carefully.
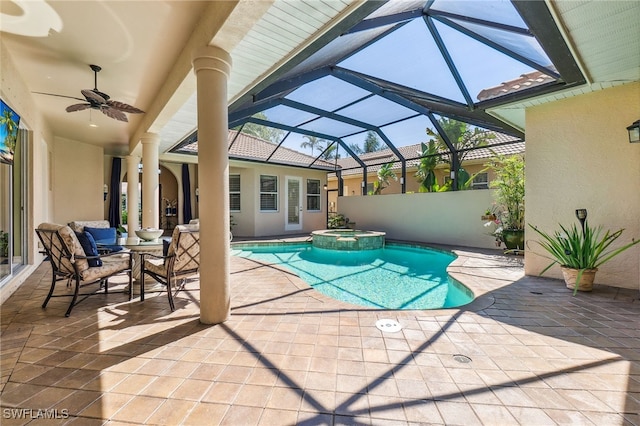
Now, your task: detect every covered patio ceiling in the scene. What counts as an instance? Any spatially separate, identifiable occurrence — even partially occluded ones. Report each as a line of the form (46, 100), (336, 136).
(171, 0), (584, 177)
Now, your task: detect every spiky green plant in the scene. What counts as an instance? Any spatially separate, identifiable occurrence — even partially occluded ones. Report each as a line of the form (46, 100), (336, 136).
(529, 221), (640, 294)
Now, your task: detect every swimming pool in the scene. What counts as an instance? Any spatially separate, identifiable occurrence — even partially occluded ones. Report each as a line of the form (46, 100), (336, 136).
(231, 243), (474, 310)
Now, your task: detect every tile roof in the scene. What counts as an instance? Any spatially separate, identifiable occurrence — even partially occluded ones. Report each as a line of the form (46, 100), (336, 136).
(176, 130), (337, 170)
(334, 133), (524, 176)
(477, 70), (556, 101)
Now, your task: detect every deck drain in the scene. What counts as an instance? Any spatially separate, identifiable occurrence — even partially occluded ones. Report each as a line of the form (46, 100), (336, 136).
(453, 354), (472, 363)
(375, 319), (402, 333)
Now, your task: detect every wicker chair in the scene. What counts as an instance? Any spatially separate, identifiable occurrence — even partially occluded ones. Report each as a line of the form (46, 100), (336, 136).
(139, 224), (199, 311)
(36, 223), (133, 317)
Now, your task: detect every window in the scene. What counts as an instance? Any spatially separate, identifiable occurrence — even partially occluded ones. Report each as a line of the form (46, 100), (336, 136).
(229, 174), (240, 211)
(366, 182), (374, 194)
(307, 179), (321, 211)
(472, 172), (489, 190)
(260, 175), (278, 211)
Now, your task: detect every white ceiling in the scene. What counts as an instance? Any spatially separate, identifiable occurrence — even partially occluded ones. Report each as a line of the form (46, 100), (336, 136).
(2, 0), (638, 159)
(0, 0), (365, 157)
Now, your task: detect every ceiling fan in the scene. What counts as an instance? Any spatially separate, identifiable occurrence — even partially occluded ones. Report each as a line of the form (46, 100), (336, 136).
(35, 64), (144, 122)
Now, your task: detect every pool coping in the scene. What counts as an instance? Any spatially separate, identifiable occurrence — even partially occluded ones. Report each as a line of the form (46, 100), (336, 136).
(231, 238), (523, 317)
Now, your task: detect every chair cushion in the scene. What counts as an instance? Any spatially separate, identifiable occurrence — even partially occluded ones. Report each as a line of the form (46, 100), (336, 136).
(80, 257), (130, 282)
(144, 257), (167, 276)
(75, 231), (102, 267)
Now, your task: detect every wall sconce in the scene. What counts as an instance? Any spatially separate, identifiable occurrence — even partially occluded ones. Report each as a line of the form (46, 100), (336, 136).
(195, 188), (199, 202)
(627, 120), (640, 143)
(103, 184), (108, 201)
(323, 183), (328, 191)
(138, 163), (162, 174)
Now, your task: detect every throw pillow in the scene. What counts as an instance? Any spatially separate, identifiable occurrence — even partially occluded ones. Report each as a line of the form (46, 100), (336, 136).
(84, 226), (116, 243)
(75, 231), (102, 267)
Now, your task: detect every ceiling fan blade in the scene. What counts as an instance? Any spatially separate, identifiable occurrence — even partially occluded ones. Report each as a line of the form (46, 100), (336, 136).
(33, 92), (86, 102)
(81, 89), (107, 104)
(107, 100), (144, 114)
(101, 106), (128, 122)
(66, 103), (92, 112)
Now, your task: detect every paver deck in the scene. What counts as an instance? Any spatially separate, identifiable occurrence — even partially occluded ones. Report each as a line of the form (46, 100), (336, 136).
(1, 241), (639, 425)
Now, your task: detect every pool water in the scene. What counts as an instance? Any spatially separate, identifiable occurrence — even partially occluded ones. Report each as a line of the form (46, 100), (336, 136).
(232, 243), (474, 310)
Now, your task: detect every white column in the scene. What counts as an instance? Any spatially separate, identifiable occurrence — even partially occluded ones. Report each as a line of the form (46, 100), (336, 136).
(192, 45), (232, 324)
(126, 155), (140, 239)
(141, 133), (160, 229)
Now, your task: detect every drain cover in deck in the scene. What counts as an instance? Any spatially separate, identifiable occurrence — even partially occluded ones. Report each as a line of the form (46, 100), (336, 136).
(375, 319), (402, 333)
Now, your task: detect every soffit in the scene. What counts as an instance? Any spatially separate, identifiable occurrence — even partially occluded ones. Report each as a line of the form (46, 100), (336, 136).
(487, 0), (640, 129)
(157, 0), (363, 157)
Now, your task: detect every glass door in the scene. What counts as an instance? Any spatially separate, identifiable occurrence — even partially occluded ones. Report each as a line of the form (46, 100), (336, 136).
(285, 176), (302, 231)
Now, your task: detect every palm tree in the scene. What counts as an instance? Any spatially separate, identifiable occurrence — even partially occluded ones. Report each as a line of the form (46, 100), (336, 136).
(426, 117), (494, 164)
(364, 130), (381, 153)
(0, 109), (18, 154)
(235, 112), (284, 143)
(373, 162), (397, 195)
(320, 141), (340, 160)
(301, 135), (324, 156)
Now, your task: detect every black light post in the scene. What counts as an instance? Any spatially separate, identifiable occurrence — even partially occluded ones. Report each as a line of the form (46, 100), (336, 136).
(575, 209), (587, 237)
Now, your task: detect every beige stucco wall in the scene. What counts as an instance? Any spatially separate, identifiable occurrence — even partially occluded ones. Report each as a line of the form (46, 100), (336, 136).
(53, 137), (105, 226)
(335, 161), (497, 196)
(338, 189), (499, 249)
(230, 161), (328, 237)
(525, 83), (640, 289)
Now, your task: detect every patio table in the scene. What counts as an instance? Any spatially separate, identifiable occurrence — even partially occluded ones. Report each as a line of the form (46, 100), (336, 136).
(96, 238), (166, 297)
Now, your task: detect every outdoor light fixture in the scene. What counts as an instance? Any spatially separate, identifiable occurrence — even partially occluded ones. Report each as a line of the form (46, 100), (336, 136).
(195, 188), (199, 202)
(575, 208), (587, 236)
(627, 120), (640, 143)
(138, 163), (161, 174)
(103, 184), (108, 201)
(323, 183), (328, 191)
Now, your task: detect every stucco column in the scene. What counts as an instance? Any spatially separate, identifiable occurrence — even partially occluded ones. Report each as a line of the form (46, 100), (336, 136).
(140, 133), (160, 229)
(126, 155), (140, 238)
(192, 45), (232, 324)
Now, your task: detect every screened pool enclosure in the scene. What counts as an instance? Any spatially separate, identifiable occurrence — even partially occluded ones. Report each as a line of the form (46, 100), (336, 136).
(171, 0), (584, 191)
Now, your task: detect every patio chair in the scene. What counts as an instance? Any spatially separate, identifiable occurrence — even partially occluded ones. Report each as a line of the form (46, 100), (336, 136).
(139, 224), (199, 311)
(36, 223), (133, 317)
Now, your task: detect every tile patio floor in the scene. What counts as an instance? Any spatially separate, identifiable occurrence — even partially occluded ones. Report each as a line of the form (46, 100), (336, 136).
(1, 241), (639, 425)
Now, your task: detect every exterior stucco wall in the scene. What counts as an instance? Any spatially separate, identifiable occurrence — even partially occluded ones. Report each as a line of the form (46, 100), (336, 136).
(524, 83), (640, 289)
(337, 189), (499, 249)
(53, 137), (105, 226)
(335, 161), (498, 196)
(229, 162), (327, 237)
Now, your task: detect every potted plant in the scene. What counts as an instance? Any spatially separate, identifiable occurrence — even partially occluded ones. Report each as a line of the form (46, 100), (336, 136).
(485, 153), (525, 251)
(529, 218), (640, 294)
(0, 230), (8, 257)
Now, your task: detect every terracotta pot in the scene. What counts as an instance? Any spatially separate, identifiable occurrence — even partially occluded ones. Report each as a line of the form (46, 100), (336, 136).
(561, 267), (598, 292)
